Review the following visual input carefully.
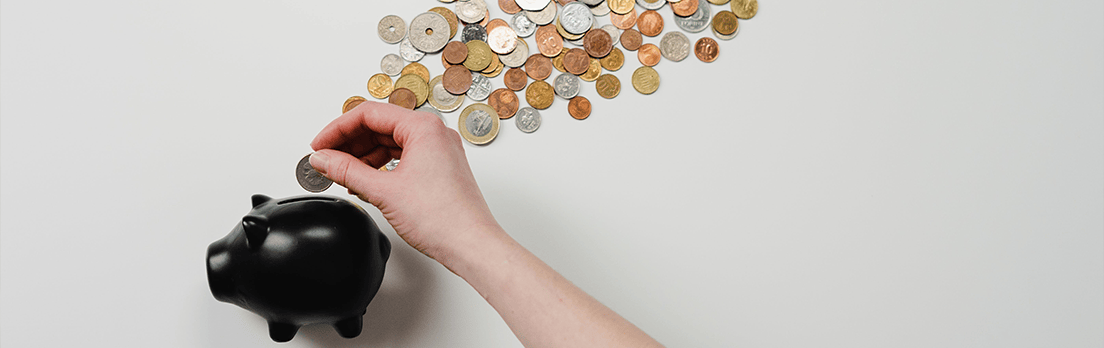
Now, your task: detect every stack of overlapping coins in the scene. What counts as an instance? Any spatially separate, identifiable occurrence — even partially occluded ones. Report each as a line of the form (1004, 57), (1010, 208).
(342, 0), (758, 145)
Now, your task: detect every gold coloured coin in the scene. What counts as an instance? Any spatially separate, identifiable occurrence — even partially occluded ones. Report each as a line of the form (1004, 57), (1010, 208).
(343, 96), (366, 113)
(551, 47), (569, 72)
(429, 7), (460, 39)
(580, 58), (601, 82)
(631, 66), (660, 95)
(707, 0), (730, 4)
(555, 18), (585, 41)
(394, 73), (430, 107)
(525, 80), (555, 109)
(595, 74), (621, 99)
(367, 73), (394, 99)
(463, 40), (493, 72)
(401, 62), (431, 83)
(712, 11), (739, 36)
(731, 0), (758, 19)
(607, 0), (634, 15)
(458, 103), (500, 145)
(599, 47), (624, 71)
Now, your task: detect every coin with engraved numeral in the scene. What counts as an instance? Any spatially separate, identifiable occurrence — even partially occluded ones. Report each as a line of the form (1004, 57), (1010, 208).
(296, 154), (333, 193)
(674, 0), (711, 33)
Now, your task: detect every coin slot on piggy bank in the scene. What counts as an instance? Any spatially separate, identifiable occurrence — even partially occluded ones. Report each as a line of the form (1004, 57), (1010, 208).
(206, 194), (390, 342)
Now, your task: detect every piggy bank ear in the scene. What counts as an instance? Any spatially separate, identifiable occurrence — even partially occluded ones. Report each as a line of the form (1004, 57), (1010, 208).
(242, 215), (269, 250)
(251, 194), (273, 208)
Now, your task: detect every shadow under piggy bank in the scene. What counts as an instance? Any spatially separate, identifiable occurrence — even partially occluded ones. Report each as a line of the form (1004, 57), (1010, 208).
(206, 194), (390, 342)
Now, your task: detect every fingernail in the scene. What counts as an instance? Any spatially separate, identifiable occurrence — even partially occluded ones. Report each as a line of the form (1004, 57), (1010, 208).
(309, 151), (330, 174)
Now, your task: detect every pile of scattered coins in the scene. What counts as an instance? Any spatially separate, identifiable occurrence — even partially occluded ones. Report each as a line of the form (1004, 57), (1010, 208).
(345, 0), (757, 145)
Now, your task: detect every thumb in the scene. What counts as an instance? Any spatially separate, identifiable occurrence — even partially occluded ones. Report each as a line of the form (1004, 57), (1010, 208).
(309, 150), (392, 200)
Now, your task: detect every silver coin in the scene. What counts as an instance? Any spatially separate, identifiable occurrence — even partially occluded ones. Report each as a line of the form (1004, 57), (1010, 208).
(600, 24), (621, 46)
(381, 54), (404, 76)
(515, 0), (551, 11)
(378, 15), (407, 44)
(559, 2), (594, 35)
(589, 2), (611, 16)
(515, 107), (541, 133)
(487, 25), (519, 54)
(579, 0), (604, 5)
(455, 0), (488, 23)
(408, 12), (451, 53)
(566, 36), (586, 47)
(712, 24), (739, 40)
(428, 76), (466, 112)
(553, 73), (580, 99)
(415, 104), (448, 125)
(296, 154), (333, 193)
(659, 31), (690, 62)
(398, 39), (424, 62)
(636, 0), (666, 10)
(461, 24), (488, 43)
(510, 13), (538, 38)
(500, 38), (531, 68)
(381, 159), (400, 171)
(526, 2), (557, 26)
(674, 0), (711, 33)
(467, 73), (493, 101)
(465, 109), (494, 137)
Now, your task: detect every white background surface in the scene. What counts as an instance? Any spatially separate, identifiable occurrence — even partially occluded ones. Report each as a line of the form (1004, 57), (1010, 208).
(2, 0), (1102, 347)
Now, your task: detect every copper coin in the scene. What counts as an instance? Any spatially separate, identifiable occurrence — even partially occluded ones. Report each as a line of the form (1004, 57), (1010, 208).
(562, 48), (591, 75)
(343, 96), (366, 113)
(525, 54), (553, 80)
(479, 9), (491, 27)
(443, 41), (469, 65)
(671, 0), (699, 17)
(620, 29), (643, 51)
(568, 96), (591, 120)
(499, 0), (522, 14)
(637, 10), (664, 37)
(443, 66), (473, 95)
(534, 25), (564, 57)
(388, 88), (418, 110)
(488, 88), (520, 119)
(637, 43), (661, 66)
(610, 7), (638, 30)
(582, 29), (614, 58)
(442, 54), (460, 70)
(504, 67), (529, 91)
(486, 18), (509, 33)
(694, 37), (719, 62)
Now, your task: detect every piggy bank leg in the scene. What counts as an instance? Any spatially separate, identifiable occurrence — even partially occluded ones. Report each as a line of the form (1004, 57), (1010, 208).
(267, 321), (300, 342)
(333, 315), (363, 338)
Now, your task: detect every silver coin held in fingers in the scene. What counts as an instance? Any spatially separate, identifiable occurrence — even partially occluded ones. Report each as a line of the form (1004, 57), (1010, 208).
(296, 154), (333, 193)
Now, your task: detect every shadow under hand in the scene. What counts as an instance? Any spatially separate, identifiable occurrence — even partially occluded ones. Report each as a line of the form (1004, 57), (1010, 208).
(298, 234), (439, 347)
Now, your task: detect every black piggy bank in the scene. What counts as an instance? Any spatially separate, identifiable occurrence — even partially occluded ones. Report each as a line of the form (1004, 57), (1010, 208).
(206, 194), (391, 342)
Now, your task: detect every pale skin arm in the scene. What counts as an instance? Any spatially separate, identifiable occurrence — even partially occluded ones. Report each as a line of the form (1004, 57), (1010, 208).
(308, 101), (663, 348)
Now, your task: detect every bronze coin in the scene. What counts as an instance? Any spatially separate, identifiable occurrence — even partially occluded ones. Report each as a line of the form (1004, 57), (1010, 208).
(485, 18), (509, 33)
(694, 37), (719, 62)
(525, 54), (553, 80)
(620, 29), (643, 51)
(479, 9), (491, 27)
(443, 65), (473, 95)
(583, 29), (613, 58)
(441, 54), (459, 70)
(487, 88), (520, 119)
(504, 67), (529, 91)
(343, 96), (366, 113)
(637, 43), (661, 66)
(562, 48), (590, 75)
(388, 88), (417, 110)
(671, 0), (699, 17)
(525, 80), (555, 110)
(534, 25), (564, 57)
(443, 41), (469, 65)
(499, 0), (522, 14)
(568, 96), (591, 120)
(429, 7), (460, 39)
(637, 10), (664, 37)
(713, 11), (740, 35)
(610, 7), (638, 30)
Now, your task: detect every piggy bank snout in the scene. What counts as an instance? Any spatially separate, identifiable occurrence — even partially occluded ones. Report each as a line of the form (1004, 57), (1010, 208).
(206, 241), (237, 304)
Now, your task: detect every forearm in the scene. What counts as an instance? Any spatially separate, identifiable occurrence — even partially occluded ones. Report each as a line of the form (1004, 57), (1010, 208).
(434, 224), (663, 348)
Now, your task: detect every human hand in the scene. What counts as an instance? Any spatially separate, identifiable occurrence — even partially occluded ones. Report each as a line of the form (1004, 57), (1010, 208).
(308, 101), (499, 259)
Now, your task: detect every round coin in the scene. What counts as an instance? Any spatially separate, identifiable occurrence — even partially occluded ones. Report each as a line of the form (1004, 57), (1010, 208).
(712, 10), (739, 36)
(456, 0), (489, 23)
(428, 7), (460, 39)
(599, 47), (624, 70)
(674, 0), (711, 33)
(731, 0), (758, 19)
(388, 87), (418, 109)
(401, 62), (431, 83)
(568, 96), (591, 120)
(488, 88), (520, 119)
(595, 74), (620, 98)
(589, 2), (611, 16)
(620, 28), (643, 50)
(499, 0), (523, 14)
(553, 73), (580, 99)
(500, 38), (531, 67)
(525, 80), (555, 109)
(562, 48), (590, 75)
(607, 0), (635, 14)
(516, 0), (552, 11)
(429, 75), (466, 112)
(534, 25), (564, 57)
(580, 58), (601, 81)
(694, 37), (719, 62)
(670, 0), (698, 17)
(583, 28), (613, 58)
(637, 43), (661, 66)
(399, 39), (425, 62)
(468, 73), (493, 100)
(637, 10), (664, 37)
(559, 2), (595, 35)
(458, 103), (500, 145)
(342, 96), (366, 113)
(610, 6), (637, 29)
(381, 53), (405, 76)
(296, 154), (333, 192)
(510, 12), (538, 37)
(601, 24), (621, 45)
(636, 0), (665, 10)
(504, 67), (529, 91)
(713, 20), (740, 40)
(408, 12), (451, 53)
(526, 1), (558, 25)
(514, 106), (542, 133)
(443, 41), (469, 65)
(461, 23), (488, 43)
(463, 40), (493, 71)
(367, 73), (394, 99)
(525, 54), (553, 80)
(659, 31), (690, 62)
(631, 66), (659, 94)
(378, 15), (407, 44)
(487, 23), (519, 54)
(394, 74), (429, 106)
(707, 0), (730, 4)
(443, 65), (473, 94)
